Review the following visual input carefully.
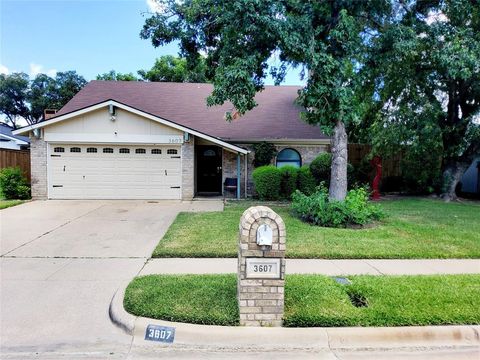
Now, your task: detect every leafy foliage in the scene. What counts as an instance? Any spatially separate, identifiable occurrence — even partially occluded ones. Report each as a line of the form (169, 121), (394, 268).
(0, 71), (86, 128)
(362, 0), (480, 199)
(252, 142), (277, 167)
(310, 153), (356, 188)
(296, 166), (317, 196)
(96, 70), (139, 81)
(252, 165), (281, 200)
(291, 186), (383, 228)
(138, 55), (207, 83)
(0, 167), (30, 200)
(279, 165), (298, 199)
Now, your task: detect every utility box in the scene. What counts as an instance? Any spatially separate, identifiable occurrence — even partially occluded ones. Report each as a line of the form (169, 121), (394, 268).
(237, 206), (286, 327)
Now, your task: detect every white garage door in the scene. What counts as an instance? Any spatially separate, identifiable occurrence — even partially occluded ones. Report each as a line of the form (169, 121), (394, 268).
(48, 144), (182, 199)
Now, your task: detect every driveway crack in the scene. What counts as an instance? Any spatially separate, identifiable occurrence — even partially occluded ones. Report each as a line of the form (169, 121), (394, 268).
(0, 203), (107, 257)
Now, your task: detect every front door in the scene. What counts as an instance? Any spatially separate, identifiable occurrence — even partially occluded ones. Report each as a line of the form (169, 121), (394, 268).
(197, 146), (222, 194)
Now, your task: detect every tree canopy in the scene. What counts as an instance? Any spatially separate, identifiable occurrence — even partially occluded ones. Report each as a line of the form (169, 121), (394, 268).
(0, 71), (86, 128)
(361, 0), (480, 199)
(96, 70), (139, 81)
(138, 55), (207, 82)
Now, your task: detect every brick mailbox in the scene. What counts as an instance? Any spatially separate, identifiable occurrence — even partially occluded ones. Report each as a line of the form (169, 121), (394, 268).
(237, 206), (286, 327)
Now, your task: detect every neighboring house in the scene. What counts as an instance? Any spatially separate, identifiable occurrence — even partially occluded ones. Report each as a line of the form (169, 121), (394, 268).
(13, 81), (329, 200)
(0, 123), (30, 150)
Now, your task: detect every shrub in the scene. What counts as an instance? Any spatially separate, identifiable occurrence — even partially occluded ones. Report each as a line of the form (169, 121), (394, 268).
(310, 153), (356, 188)
(279, 166), (298, 199)
(252, 142), (277, 167)
(252, 165), (281, 200)
(297, 166), (317, 195)
(310, 153), (331, 185)
(291, 186), (383, 228)
(0, 167), (30, 200)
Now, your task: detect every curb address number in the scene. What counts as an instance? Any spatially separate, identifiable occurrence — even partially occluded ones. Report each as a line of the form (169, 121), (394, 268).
(145, 324), (175, 343)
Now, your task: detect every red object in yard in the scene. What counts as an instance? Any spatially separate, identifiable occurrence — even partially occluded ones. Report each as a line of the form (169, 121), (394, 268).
(371, 156), (382, 201)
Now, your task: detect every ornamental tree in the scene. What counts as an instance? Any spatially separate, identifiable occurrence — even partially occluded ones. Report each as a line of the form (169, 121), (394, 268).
(141, 0), (389, 200)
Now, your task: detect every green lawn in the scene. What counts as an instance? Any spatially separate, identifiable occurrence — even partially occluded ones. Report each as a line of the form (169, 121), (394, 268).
(124, 274), (480, 327)
(0, 199), (25, 210)
(153, 198), (480, 259)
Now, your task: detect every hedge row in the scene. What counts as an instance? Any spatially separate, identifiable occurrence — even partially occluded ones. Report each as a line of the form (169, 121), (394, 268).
(252, 165), (316, 200)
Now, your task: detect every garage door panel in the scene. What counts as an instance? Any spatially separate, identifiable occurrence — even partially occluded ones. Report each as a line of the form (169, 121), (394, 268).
(48, 145), (181, 199)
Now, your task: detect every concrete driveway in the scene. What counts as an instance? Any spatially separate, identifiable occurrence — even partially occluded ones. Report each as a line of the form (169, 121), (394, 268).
(0, 200), (222, 359)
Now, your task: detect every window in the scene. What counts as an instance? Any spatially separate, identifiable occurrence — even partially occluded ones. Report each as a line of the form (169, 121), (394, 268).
(135, 148), (146, 154)
(167, 149), (178, 155)
(70, 147), (81, 153)
(151, 149), (162, 154)
(86, 147), (97, 153)
(103, 148), (114, 153)
(203, 149), (216, 157)
(54, 147), (64, 153)
(276, 148), (301, 168)
(119, 148), (130, 154)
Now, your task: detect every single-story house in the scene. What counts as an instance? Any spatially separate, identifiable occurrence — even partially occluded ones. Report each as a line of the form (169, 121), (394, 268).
(1, 123), (30, 150)
(13, 81), (329, 200)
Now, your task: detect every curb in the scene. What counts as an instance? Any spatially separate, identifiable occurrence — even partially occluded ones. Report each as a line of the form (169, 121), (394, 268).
(109, 281), (137, 335)
(109, 283), (480, 351)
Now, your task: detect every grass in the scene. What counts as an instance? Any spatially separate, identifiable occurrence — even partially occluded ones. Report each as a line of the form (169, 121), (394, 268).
(152, 198), (480, 259)
(124, 274), (480, 327)
(0, 199), (25, 210)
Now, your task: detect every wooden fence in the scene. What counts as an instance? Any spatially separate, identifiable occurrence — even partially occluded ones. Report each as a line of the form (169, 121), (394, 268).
(348, 143), (403, 178)
(0, 149), (31, 182)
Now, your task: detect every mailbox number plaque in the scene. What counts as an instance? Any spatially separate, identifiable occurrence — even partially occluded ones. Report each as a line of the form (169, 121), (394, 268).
(144, 324), (175, 343)
(245, 258), (281, 279)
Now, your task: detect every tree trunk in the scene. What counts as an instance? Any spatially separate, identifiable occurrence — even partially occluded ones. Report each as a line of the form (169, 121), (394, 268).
(440, 161), (468, 202)
(329, 120), (348, 201)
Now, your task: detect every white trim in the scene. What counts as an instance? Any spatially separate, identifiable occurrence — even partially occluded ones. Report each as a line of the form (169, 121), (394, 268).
(44, 133), (184, 144)
(13, 100), (249, 155)
(230, 139), (331, 145)
(0, 133), (29, 145)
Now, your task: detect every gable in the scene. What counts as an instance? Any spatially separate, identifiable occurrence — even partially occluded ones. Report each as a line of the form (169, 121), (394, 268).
(43, 107), (184, 144)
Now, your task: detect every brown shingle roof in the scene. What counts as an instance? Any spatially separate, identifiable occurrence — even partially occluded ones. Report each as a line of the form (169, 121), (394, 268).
(55, 81), (328, 141)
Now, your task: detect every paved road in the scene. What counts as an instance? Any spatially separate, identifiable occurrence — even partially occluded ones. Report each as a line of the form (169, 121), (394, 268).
(0, 200), (222, 359)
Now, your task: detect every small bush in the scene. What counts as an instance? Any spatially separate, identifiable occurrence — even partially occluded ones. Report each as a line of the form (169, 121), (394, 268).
(310, 153), (356, 188)
(0, 167), (30, 200)
(291, 186), (383, 228)
(279, 166), (298, 199)
(310, 153), (331, 185)
(252, 165), (281, 200)
(297, 166), (317, 195)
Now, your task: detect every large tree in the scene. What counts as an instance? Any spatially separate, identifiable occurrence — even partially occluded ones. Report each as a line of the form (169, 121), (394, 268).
(365, 0), (480, 200)
(96, 70), (139, 81)
(141, 0), (389, 200)
(138, 55), (207, 83)
(0, 71), (86, 128)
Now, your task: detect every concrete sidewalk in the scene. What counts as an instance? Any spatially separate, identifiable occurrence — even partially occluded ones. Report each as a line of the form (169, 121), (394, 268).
(140, 258), (480, 276)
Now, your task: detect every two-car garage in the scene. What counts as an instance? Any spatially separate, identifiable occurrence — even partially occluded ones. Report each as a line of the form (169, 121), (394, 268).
(48, 144), (182, 199)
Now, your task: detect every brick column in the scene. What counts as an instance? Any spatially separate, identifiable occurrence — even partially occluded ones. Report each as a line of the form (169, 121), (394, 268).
(181, 135), (194, 200)
(30, 134), (48, 199)
(237, 206), (286, 327)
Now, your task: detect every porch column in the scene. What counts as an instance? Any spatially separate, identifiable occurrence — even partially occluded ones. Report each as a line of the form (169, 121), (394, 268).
(237, 153), (241, 200)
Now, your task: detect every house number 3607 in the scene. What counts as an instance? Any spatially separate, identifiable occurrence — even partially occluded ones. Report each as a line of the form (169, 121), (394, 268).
(253, 264), (273, 272)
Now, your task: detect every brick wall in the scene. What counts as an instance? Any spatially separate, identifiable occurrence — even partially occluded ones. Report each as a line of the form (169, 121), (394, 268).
(30, 133), (48, 199)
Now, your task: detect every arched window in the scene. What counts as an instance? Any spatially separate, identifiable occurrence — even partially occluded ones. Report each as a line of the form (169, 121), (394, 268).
(167, 149), (178, 155)
(103, 148), (114, 154)
(54, 147), (64, 153)
(86, 147), (97, 153)
(119, 148), (130, 154)
(135, 148), (146, 154)
(276, 148), (301, 168)
(70, 147), (81, 153)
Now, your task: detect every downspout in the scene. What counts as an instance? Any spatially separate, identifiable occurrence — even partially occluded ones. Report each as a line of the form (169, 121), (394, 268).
(237, 153), (241, 200)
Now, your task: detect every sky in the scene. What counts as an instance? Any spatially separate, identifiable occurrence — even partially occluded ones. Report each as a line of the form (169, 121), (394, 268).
(0, 0), (304, 85)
